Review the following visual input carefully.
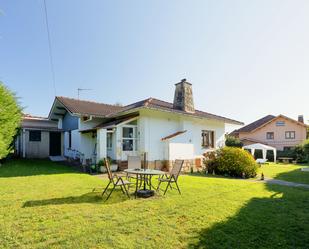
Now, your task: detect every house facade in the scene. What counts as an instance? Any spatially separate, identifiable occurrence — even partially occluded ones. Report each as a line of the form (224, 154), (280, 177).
(44, 79), (243, 169)
(232, 114), (308, 151)
(15, 115), (63, 158)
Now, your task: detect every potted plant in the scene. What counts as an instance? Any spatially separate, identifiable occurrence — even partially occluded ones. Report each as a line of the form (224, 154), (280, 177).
(98, 157), (118, 172)
(98, 159), (107, 173)
(110, 159), (118, 172)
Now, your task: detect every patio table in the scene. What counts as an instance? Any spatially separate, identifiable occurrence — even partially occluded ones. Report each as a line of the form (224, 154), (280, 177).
(124, 169), (165, 198)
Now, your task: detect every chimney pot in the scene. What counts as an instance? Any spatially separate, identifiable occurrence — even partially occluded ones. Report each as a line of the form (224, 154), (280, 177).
(298, 115), (304, 123)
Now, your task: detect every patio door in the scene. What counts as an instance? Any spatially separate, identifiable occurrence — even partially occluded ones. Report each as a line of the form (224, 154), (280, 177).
(121, 125), (138, 161)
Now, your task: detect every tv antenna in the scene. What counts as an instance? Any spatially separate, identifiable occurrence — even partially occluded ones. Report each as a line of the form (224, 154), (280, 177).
(77, 88), (92, 99)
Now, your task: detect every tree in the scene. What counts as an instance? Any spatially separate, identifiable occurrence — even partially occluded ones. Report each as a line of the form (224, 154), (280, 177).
(225, 136), (243, 148)
(0, 82), (22, 159)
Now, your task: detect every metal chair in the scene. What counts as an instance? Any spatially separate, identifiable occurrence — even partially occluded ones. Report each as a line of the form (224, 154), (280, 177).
(98, 158), (134, 201)
(157, 159), (184, 195)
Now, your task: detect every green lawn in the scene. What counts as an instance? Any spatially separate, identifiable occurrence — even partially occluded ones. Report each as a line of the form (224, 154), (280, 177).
(1, 160), (309, 249)
(259, 163), (309, 184)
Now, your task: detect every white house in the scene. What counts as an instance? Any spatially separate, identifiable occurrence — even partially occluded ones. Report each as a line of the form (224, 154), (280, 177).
(46, 79), (243, 170)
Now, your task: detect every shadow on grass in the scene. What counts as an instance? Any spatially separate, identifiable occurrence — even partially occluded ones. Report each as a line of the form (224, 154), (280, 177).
(273, 167), (309, 185)
(0, 159), (77, 178)
(188, 172), (309, 249)
(22, 189), (131, 207)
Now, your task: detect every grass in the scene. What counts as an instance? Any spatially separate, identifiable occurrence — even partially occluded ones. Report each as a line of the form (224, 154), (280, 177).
(1, 159), (309, 248)
(259, 163), (309, 184)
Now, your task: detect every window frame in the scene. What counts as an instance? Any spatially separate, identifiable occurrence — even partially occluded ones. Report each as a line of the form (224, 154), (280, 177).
(285, 131), (296, 139)
(201, 130), (215, 149)
(122, 125), (137, 152)
(107, 132), (113, 150)
(29, 130), (41, 142)
(276, 121), (285, 126)
(266, 132), (274, 140)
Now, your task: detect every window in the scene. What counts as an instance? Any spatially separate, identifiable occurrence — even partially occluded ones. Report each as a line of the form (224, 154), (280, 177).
(107, 133), (112, 149)
(202, 130), (215, 148)
(276, 121), (285, 126)
(122, 126), (137, 151)
(29, 130), (41, 142)
(266, 132), (274, 140)
(285, 131), (295, 139)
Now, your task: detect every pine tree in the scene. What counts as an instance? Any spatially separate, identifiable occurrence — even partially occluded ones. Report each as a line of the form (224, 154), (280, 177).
(0, 82), (22, 159)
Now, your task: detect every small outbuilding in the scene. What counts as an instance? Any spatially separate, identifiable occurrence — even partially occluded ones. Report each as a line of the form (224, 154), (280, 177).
(15, 115), (64, 158)
(243, 143), (277, 163)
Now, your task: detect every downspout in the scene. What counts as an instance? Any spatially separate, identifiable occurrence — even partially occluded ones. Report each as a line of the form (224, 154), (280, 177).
(22, 129), (26, 158)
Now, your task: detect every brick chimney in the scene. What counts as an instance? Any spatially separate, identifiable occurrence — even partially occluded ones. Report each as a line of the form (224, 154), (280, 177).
(173, 79), (195, 113)
(298, 115), (304, 123)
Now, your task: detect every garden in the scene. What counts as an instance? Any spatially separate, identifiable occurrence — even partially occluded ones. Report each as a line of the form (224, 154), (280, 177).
(1, 159), (309, 248)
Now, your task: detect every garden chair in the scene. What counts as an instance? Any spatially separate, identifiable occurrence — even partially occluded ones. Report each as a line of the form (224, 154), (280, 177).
(156, 159), (184, 195)
(127, 155), (142, 181)
(127, 154), (152, 189)
(98, 158), (134, 201)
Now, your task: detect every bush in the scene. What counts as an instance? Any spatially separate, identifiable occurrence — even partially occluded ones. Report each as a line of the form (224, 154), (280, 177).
(225, 136), (243, 148)
(0, 83), (22, 159)
(294, 144), (306, 163)
(277, 149), (296, 160)
(303, 139), (309, 162)
(204, 147), (258, 178)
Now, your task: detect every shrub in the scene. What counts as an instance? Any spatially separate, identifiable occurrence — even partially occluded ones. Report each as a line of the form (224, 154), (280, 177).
(225, 136), (243, 148)
(303, 139), (309, 162)
(0, 83), (22, 159)
(277, 149), (296, 160)
(203, 147), (258, 178)
(294, 144), (306, 163)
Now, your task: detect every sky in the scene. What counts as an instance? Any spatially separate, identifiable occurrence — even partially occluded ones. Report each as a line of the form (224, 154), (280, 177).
(1, 0), (309, 125)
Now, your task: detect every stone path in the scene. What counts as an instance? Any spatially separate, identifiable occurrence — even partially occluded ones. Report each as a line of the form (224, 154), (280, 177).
(250, 177), (309, 189)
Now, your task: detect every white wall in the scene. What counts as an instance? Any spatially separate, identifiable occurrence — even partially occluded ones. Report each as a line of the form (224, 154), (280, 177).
(80, 132), (97, 161)
(97, 129), (107, 161)
(168, 143), (194, 160)
(139, 110), (181, 161)
(139, 109), (226, 161)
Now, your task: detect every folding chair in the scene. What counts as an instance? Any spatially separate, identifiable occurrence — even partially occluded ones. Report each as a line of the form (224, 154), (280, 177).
(97, 158), (134, 201)
(157, 159), (184, 195)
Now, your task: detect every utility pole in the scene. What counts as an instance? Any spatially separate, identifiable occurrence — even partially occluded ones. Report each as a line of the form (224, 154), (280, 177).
(77, 88), (92, 99)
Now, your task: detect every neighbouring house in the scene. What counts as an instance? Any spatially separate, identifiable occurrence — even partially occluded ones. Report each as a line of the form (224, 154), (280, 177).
(231, 114), (308, 151)
(15, 115), (64, 158)
(19, 79), (243, 171)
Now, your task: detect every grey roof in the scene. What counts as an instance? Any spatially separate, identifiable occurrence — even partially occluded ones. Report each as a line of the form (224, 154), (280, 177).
(110, 98), (243, 125)
(233, 115), (276, 133)
(22, 115), (62, 131)
(51, 96), (243, 125)
(55, 96), (123, 117)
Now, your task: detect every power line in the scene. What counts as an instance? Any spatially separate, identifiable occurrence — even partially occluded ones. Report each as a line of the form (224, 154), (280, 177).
(43, 0), (56, 96)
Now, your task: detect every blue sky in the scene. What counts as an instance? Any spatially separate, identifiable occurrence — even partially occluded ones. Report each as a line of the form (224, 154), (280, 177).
(1, 0), (309, 124)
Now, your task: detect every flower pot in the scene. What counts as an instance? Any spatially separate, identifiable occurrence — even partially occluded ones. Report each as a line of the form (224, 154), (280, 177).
(99, 166), (107, 173)
(99, 164), (118, 173)
(110, 164), (118, 172)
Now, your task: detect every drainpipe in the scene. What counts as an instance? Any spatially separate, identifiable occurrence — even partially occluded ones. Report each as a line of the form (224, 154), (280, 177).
(22, 129), (26, 158)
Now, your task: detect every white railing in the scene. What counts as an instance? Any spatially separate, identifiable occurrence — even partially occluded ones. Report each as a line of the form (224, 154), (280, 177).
(66, 148), (85, 164)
